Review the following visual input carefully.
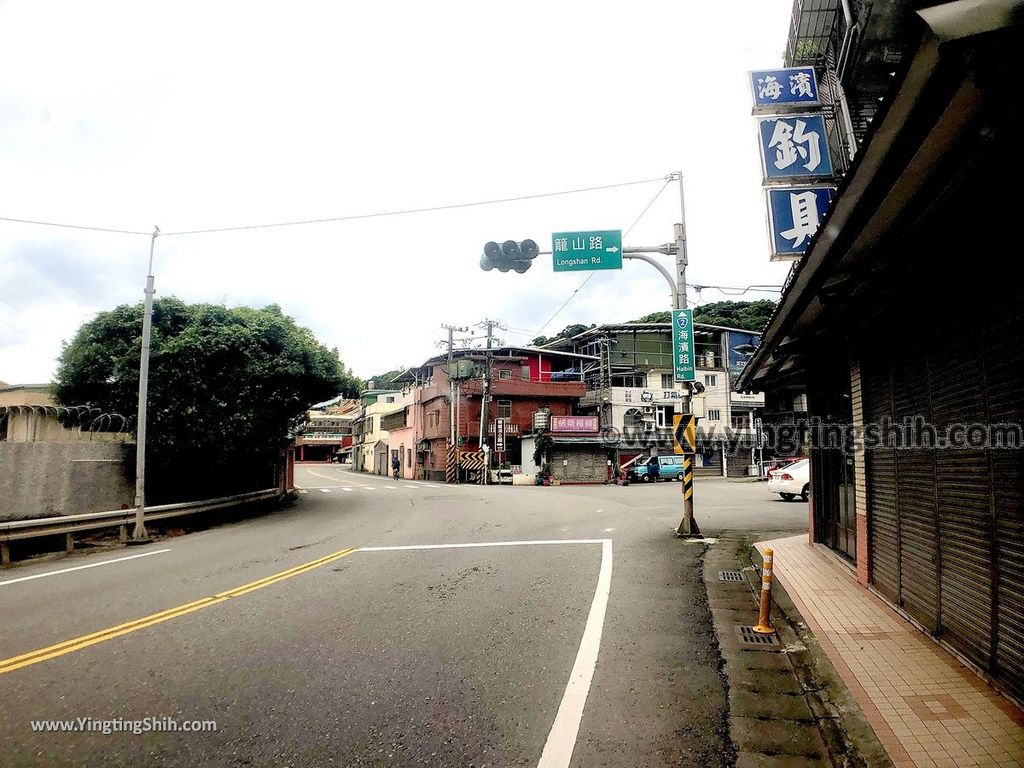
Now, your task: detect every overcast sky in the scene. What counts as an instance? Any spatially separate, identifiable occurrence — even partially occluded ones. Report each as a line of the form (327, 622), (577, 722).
(0, 1), (794, 384)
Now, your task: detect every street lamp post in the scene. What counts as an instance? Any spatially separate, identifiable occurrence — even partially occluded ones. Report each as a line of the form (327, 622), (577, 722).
(131, 226), (160, 543)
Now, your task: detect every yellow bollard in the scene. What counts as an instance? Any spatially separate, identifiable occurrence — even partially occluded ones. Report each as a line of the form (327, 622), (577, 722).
(753, 547), (775, 634)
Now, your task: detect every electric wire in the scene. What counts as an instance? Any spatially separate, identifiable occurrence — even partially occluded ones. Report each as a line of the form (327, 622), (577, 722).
(530, 178), (673, 340)
(0, 176), (667, 239)
(159, 176), (668, 236)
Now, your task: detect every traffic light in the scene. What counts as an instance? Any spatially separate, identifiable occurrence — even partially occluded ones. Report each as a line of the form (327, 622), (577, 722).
(480, 239), (538, 273)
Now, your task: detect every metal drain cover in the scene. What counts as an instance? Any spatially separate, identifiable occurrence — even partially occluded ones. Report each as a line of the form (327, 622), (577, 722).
(736, 625), (779, 647)
(718, 570), (744, 582)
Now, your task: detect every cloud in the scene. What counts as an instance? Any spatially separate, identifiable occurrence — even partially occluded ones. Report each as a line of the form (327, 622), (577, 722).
(1, 0), (795, 383)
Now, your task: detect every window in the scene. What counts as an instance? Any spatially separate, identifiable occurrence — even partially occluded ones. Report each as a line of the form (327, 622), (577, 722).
(656, 405), (673, 428)
(427, 410), (440, 428)
(704, 374), (717, 388)
(521, 366), (531, 380)
(623, 408), (644, 429)
(497, 400), (512, 419)
(612, 373), (646, 388)
(660, 373), (674, 388)
(707, 409), (721, 421)
(407, 448), (412, 467)
(498, 369), (512, 380)
(731, 414), (750, 429)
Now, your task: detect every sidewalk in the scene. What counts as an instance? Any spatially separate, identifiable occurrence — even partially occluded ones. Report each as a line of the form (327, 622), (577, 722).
(759, 535), (1024, 768)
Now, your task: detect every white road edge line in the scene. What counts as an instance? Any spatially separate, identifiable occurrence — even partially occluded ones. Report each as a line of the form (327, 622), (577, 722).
(536, 538), (612, 768)
(357, 538), (612, 767)
(0, 548), (172, 587)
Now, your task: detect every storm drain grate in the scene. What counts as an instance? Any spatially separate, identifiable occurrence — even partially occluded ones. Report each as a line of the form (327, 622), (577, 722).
(736, 625), (780, 647)
(718, 570), (744, 582)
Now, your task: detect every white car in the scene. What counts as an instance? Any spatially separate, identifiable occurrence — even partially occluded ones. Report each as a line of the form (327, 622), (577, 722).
(767, 458), (810, 501)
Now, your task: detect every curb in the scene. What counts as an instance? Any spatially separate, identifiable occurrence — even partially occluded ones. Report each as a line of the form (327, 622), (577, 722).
(704, 533), (894, 767)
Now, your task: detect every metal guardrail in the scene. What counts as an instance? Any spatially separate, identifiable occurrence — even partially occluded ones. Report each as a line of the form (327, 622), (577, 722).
(0, 488), (282, 562)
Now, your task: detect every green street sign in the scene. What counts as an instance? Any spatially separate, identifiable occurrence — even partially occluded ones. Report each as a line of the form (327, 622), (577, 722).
(672, 308), (696, 382)
(552, 230), (622, 272)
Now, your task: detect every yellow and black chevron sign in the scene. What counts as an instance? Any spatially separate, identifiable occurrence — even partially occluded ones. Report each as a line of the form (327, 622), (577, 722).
(672, 414), (698, 455)
(459, 451), (486, 471)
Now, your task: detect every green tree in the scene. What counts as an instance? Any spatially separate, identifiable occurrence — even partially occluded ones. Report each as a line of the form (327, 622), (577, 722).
(531, 323), (595, 347)
(633, 301), (777, 332)
(55, 298), (354, 502)
(693, 300), (777, 331)
(364, 367), (407, 389)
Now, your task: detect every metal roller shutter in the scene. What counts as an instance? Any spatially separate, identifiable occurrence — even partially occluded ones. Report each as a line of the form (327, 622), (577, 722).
(891, 349), (941, 632)
(985, 296), (1024, 700)
(864, 357), (900, 604)
(931, 326), (993, 666)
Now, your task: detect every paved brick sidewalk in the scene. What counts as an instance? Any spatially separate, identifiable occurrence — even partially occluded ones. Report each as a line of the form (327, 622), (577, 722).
(759, 535), (1024, 768)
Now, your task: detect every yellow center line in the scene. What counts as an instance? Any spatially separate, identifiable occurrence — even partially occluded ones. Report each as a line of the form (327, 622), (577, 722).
(0, 547), (358, 676)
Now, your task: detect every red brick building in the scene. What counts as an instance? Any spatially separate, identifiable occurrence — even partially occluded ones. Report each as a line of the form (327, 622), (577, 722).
(397, 347), (593, 481)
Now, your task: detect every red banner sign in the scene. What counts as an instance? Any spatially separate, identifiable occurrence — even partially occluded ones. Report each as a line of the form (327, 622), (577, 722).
(550, 415), (599, 433)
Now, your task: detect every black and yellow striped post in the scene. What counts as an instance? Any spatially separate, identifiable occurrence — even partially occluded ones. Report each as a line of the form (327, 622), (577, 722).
(673, 414), (701, 537)
(445, 443), (457, 484)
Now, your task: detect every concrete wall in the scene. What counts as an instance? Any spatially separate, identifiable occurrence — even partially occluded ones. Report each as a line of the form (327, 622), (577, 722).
(0, 442), (134, 521)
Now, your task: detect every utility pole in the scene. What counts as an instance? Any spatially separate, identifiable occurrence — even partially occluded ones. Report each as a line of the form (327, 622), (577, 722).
(441, 324), (470, 484)
(441, 324), (468, 446)
(476, 319), (500, 484)
(131, 226), (160, 543)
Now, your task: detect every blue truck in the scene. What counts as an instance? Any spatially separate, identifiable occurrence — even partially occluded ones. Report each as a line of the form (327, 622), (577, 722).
(626, 455), (686, 483)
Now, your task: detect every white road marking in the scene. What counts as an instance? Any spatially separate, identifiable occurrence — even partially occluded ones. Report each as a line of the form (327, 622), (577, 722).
(381, 486), (396, 490)
(596, 509), (603, 512)
(604, 528), (615, 532)
(359, 539), (608, 552)
(0, 549), (172, 587)
(298, 489), (309, 494)
(319, 489), (331, 493)
(362, 487), (375, 491)
(403, 485), (419, 489)
(537, 539), (613, 768)
(356, 537), (612, 767)
(341, 488), (354, 493)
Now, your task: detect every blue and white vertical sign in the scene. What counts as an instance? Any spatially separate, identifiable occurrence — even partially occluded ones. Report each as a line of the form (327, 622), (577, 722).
(750, 67), (820, 110)
(672, 309), (696, 382)
(766, 187), (836, 260)
(757, 114), (833, 180)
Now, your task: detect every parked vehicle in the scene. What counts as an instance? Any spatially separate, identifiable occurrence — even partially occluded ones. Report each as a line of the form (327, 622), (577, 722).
(626, 455), (686, 483)
(767, 458), (810, 501)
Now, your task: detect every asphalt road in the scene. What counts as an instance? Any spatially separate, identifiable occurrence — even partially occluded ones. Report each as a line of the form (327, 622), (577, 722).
(0, 466), (807, 768)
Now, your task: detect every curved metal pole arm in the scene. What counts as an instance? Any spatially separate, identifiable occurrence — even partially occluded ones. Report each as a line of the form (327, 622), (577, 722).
(622, 253), (679, 309)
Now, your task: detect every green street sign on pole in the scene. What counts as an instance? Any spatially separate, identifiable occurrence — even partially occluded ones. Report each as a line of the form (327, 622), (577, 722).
(552, 230), (622, 272)
(672, 308), (696, 382)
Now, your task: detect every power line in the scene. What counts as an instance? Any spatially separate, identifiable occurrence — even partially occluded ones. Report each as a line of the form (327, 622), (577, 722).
(528, 180), (671, 339)
(0, 216), (149, 236)
(0, 175), (666, 240)
(690, 283), (783, 295)
(159, 176), (667, 236)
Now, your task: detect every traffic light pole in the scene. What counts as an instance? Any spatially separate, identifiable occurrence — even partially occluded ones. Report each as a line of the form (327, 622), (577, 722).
(671, 172), (699, 538)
